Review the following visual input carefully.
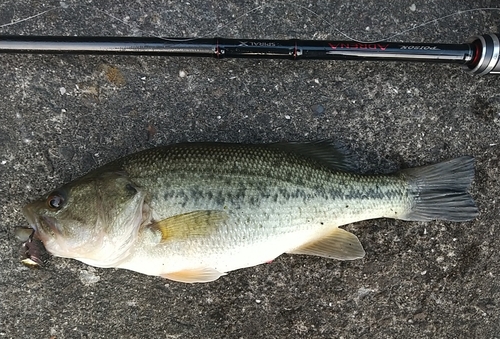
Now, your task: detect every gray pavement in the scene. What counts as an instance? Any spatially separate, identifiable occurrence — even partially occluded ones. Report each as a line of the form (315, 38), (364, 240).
(1, 1), (499, 338)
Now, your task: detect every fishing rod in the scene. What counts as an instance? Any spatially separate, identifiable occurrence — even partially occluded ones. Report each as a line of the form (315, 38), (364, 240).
(0, 33), (499, 75)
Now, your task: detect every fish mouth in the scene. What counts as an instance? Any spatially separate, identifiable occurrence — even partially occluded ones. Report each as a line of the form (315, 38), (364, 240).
(22, 204), (60, 239)
(22, 204), (39, 233)
(20, 204), (51, 267)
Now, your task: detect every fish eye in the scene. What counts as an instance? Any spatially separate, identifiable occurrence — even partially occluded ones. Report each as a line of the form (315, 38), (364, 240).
(47, 193), (65, 210)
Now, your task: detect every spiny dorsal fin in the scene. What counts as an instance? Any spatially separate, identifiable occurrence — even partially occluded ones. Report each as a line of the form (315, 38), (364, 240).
(150, 210), (228, 242)
(161, 267), (226, 283)
(288, 227), (365, 260)
(267, 140), (356, 172)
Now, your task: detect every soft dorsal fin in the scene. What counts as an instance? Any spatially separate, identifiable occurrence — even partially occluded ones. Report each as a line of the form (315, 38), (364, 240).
(266, 140), (356, 172)
(161, 267), (226, 283)
(288, 227), (365, 260)
(150, 210), (228, 242)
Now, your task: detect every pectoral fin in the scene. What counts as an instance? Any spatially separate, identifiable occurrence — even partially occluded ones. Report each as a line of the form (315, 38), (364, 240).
(288, 228), (365, 260)
(161, 267), (226, 283)
(150, 210), (228, 242)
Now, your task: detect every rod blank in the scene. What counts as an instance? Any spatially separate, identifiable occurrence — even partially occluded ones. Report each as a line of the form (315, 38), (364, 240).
(0, 33), (499, 75)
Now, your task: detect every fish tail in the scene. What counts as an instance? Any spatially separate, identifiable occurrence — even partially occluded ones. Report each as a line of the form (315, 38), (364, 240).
(400, 156), (478, 222)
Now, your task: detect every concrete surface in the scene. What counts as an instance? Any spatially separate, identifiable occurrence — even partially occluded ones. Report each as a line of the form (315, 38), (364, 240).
(1, 1), (499, 338)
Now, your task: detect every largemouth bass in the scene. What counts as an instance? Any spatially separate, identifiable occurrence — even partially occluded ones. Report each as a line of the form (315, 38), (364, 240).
(22, 142), (477, 283)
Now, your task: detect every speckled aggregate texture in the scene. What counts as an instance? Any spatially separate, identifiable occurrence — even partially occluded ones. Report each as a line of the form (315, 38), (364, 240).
(0, 1), (499, 338)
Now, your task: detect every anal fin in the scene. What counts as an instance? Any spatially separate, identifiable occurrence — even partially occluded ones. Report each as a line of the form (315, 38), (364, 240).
(288, 228), (365, 260)
(161, 267), (226, 283)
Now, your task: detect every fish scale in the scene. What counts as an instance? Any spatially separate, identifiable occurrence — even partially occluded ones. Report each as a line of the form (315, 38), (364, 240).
(113, 144), (412, 275)
(121, 144), (408, 214)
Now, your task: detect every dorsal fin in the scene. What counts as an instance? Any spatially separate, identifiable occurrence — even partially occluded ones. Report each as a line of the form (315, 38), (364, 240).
(266, 140), (356, 172)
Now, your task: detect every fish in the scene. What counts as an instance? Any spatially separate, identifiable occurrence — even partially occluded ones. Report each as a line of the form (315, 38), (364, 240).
(22, 141), (478, 283)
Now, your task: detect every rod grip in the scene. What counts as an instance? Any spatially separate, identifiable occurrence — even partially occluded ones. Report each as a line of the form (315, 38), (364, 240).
(466, 33), (500, 75)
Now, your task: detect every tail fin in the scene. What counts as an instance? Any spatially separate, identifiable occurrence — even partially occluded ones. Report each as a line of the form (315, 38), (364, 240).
(400, 156), (478, 222)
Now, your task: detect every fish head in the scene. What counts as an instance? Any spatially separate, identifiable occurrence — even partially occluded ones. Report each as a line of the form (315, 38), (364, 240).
(23, 171), (146, 266)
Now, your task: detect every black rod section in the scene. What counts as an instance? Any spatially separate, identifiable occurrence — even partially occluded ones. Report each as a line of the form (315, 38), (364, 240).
(0, 34), (499, 75)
